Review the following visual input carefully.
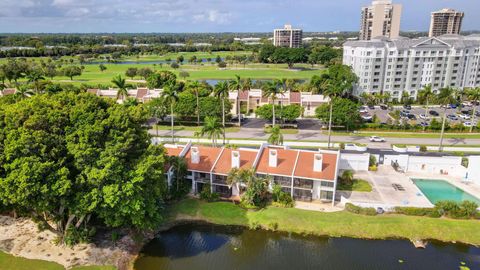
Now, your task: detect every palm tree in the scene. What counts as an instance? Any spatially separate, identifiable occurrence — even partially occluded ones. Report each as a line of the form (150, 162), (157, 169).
(199, 116), (223, 147)
(437, 87), (456, 151)
(226, 167), (244, 198)
(214, 81), (230, 144)
(418, 84), (435, 119)
(26, 71), (45, 94)
(188, 81), (202, 126)
(276, 78), (288, 124)
(14, 85), (34, 101)
(112, 75), (128, 102)
(229, 75), (243, 127)
(268, 125), (284, 146)
(466, 87), (480, 133)
(147, 97), (167, 137)
(169, 156), (187, 192)
(262, 80), (281, 126)
(161, 82), (180, 142)
(315, 65), (357, 148)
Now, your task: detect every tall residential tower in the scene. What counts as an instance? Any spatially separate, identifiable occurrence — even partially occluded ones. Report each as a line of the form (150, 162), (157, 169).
(359, 0), (402, 41)
(273, 24), (303, 48)
(429, 9), (464, 37)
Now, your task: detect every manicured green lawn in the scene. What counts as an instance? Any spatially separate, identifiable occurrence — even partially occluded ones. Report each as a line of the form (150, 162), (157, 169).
(1, 53), (325, 86)
(170, 199), (480, 245)
(337, 179), (373, 192)
(0, 251), (116, 270)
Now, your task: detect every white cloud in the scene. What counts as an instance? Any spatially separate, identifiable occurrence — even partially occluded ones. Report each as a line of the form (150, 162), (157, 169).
(194, 10), (232, 24)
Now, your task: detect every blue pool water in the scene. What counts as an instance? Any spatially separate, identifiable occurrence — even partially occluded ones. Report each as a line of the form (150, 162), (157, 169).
(413, 179), (480, 204)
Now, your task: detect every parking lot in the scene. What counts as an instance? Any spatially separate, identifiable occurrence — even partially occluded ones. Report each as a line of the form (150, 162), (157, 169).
(360, 103), (480, 128)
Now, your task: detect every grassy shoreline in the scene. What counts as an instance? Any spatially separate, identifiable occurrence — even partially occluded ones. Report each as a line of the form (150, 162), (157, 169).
(0, 251), (115, 270)
(169, 199), (480, 246)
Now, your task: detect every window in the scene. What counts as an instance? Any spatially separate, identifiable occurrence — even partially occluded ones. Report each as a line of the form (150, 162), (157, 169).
(321, 181), (334, 188)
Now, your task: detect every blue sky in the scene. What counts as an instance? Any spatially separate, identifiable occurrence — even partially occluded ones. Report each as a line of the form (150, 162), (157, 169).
(0, 0), (478, 33)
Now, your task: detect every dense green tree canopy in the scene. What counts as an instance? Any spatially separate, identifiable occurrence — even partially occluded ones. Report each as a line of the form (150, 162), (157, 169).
(255, 104), (303, 122)
(315, 98), (361, 130)
(0, 92), (168, 243)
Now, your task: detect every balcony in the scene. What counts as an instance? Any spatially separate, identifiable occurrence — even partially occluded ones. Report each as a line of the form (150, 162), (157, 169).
(293, 178), (314, 189)
(212, 174), (228, 185)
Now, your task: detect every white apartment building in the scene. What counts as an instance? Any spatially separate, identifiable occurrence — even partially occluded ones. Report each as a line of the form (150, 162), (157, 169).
(273, 25), (303, 48)
(429, 8), (464, 38)
(360, 0), (402, 41)
(343, 34), (480, 100)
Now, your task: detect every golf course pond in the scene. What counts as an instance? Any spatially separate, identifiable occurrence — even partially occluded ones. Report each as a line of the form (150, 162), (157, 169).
(134, 223), (480, 270)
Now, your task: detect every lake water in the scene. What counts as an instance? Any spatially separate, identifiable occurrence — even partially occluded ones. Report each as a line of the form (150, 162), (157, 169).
(134, 223), (480, 270)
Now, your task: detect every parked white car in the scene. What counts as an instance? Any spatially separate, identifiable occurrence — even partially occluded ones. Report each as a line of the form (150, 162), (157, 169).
(459, 114), (471, 120)
(359, 106), (368, 113)
(419, 114), (428, 120)
(369, 136), (386, 142)
(463, 121), (477, 127)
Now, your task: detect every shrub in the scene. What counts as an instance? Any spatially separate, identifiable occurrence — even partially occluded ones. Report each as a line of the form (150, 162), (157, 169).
(394, 207), (441, 218)
(249, 221), (261, 230)
(368, 165), (377, 171)
(199, 184), (220, 202)
(369, 155), (377, 167)
(271, 184), (294, 208)
(435, 200), (479, 219)
(339, 142), (345, 150)
(268, 222), (279, 231)
(419, 145), (427, 152)
(345, 203), (377, 216)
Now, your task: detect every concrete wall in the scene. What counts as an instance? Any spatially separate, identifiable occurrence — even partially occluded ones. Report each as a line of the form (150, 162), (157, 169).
(339, 153), (370, 171)
(407, 156), (464, 177)
(467, 156), (480, 184)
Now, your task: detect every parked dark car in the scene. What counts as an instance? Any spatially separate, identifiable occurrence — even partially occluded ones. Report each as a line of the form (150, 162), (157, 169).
(429, 110), (439, 116)
(379, 104), (388, 110)
(368, 104), (375, 110)
(407, 114), (416, 120)
(403, 104), (412, 110)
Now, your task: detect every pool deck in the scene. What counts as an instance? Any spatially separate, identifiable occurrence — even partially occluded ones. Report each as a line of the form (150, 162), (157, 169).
(339, 165), (480, 209)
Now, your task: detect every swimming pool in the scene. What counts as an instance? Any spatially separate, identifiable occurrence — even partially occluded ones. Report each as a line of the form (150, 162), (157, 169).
(413, 179), (480, 205)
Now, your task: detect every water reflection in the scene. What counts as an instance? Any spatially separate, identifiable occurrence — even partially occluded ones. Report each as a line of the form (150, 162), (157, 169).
(135, 223), (480, 270)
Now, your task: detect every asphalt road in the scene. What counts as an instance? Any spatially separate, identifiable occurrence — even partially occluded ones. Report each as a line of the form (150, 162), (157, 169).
(149, 122), (480, 148)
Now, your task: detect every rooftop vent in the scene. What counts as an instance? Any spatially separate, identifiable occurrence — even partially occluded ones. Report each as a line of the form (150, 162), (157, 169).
(269, 149), (278, 167)
(313, 153), (323, 172)
(191, 147), (200, 164)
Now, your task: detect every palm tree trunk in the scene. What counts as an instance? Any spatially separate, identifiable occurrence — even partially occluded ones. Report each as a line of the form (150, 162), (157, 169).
(327, 101), (333, 149)
(272, 99), (276, 126)
(171, 104), (175, 143)
(196, 91), (200, 126)
(470, 106), (477, 133)
(439, 108), (447, 152)
(237, 90), (241, 127)
(222, 98), (226, 145)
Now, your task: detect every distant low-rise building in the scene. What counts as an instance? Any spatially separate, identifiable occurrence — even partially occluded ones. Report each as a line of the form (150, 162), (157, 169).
(343, 34), (480, 100)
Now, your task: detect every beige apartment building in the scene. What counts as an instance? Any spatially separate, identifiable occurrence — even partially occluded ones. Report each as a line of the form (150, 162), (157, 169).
(273, 24), (303, 48)
(228, 89), (329, 117)
(429, 8), (464, 37)
(360, 0), (402, 41)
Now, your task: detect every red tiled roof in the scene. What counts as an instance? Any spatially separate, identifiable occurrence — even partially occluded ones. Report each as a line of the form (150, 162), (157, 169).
(2, 89), (16, 95)
(184, 146), (223, 172)
(293, 151), (338, 181)
(212, 148), (258, 175)
(136, 88), (148, 100)
(256, 147), (298, 176)
(165, 146), (183, 157)
(238, 90), (249, 101)
(289, 92), (301, 103)
(87, 89), (99, 95)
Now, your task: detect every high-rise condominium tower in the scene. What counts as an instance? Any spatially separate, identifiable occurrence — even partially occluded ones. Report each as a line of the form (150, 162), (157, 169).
(273, 25), (303, 48)
(359, 0), (402, 40)
(429, 8), (464, 37)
